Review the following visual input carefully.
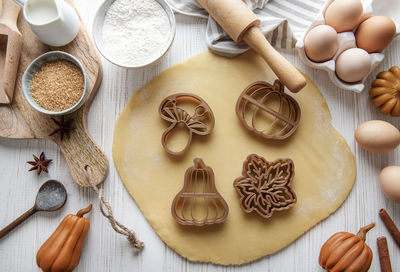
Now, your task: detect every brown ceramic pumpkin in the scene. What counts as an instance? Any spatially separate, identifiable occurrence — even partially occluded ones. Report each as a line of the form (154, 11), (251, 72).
(319, 223), (375, 272)
(370, 66), (400, 117)
(36, 204), (92, 272)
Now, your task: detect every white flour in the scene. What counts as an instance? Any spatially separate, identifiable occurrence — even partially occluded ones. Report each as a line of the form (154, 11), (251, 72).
(102, 0), (171, 66)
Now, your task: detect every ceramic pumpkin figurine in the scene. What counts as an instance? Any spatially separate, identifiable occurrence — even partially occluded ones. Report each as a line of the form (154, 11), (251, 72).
(370, 66), (400, 117)
(36, 204), (92, 272)
(319, 223), (375, 272)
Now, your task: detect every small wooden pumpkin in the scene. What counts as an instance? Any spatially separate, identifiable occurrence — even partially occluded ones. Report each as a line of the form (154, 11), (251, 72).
(319, 223), (375, 272)
(370, 66), (400, 117)
(36, 204), (92, 272)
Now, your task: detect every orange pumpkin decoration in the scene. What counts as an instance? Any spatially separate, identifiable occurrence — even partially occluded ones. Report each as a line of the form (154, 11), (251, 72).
(36, 204), (92, 272)
(370, 66), (400, 117)
(319, 223), (375, 272)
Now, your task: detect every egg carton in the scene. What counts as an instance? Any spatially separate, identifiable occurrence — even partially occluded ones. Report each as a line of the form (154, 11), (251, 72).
(296, 0), (400, 93)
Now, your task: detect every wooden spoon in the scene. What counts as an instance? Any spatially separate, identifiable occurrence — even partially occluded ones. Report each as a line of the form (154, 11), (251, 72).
(0, 180), (67, 239)
(0, 0), (22, 104)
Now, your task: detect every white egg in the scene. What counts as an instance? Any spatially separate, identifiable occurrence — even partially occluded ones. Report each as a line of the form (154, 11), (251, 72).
(380, 166), (400, 203)
(336, 48), (371, 83)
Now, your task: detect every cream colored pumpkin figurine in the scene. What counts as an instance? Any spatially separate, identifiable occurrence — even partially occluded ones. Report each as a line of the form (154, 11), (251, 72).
(319, 223), (375, 272)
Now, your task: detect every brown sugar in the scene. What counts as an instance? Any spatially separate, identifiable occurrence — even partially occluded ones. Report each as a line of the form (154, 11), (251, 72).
(30, 60), (84, 112)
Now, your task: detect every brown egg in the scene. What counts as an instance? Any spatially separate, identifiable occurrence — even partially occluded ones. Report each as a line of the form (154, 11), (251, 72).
(355, 120), (400, 153)
(380, 166), (400, 203)
(325, 0), (363, 32)
(356, 16), (396, 53)
(304, 25), (338, 62)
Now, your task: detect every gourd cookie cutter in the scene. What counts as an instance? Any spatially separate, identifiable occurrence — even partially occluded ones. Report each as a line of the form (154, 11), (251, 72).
(236, 80), (301, 140)
(171, 158), (229, 226)
(159, 93), (215, 156)
(233, 154), (296, 218)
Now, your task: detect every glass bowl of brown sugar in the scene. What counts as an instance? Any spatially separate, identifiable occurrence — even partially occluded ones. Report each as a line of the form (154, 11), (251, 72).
(22, 51), (89, 115)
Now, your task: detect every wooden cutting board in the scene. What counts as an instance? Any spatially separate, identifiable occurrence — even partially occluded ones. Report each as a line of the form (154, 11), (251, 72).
(0, 0), (108, 187)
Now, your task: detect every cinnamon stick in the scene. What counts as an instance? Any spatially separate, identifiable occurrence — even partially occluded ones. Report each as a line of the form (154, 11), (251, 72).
(377, 237), (392, 272)
(379, 209), (400, 247)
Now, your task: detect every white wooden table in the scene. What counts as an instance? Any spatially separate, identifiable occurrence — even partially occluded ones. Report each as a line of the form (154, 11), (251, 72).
(1, 1), (399, 271)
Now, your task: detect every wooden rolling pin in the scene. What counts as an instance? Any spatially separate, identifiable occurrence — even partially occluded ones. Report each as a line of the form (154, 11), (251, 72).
(197, 0), (306, 93)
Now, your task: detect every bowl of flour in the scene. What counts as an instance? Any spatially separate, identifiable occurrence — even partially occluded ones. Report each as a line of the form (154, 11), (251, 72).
(93, 0), (175, 69)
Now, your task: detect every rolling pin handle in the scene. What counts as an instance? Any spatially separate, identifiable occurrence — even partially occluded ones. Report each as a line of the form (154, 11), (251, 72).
(243, 27), (306, 93)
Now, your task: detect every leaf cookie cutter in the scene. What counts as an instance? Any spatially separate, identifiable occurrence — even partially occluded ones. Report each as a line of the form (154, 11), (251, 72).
(236, 80), (301, 140)
(159, 93), (215, 156)
(233, 154), (296, 218)
(171, 158), (229, 226)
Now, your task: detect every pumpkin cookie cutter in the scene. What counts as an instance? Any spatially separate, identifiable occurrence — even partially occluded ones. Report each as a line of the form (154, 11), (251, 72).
(171, 158), (229, 226)
(233, 154), (296, 218)
(236, 80), (301, 140)
(159, 93), (215, 156)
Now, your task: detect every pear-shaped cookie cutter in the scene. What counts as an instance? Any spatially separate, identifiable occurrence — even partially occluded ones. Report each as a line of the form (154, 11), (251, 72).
(159, 93), (215, 156)
(236, 80), (301, 140)
(171, 158), (229, 226)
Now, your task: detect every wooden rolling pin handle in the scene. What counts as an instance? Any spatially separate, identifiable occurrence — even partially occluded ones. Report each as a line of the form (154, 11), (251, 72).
(54, 125), (109, 187)
(243, 27), (306, 93)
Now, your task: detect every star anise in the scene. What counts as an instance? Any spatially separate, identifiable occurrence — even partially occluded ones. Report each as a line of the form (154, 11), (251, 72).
(233, 154), (297, 218)
(27, 152), (52, 176)
(49, 116), (75, 141)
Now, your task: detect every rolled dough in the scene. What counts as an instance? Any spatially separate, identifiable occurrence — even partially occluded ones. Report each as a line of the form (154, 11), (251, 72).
(112, 51), (356, 265)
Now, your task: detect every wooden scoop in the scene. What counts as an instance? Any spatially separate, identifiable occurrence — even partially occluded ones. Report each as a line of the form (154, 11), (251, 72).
(197, 0), (306, 93)
(0, 0), (22, 104)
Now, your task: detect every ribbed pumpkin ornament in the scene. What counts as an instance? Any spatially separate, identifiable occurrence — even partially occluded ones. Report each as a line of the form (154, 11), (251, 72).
(370, 66), (400, 117)
(319, 223), (375, 272)
(36, 204), (92, 272)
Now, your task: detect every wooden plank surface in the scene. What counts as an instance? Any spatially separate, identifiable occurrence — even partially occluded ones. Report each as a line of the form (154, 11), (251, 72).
(0, 0), (399, 271)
